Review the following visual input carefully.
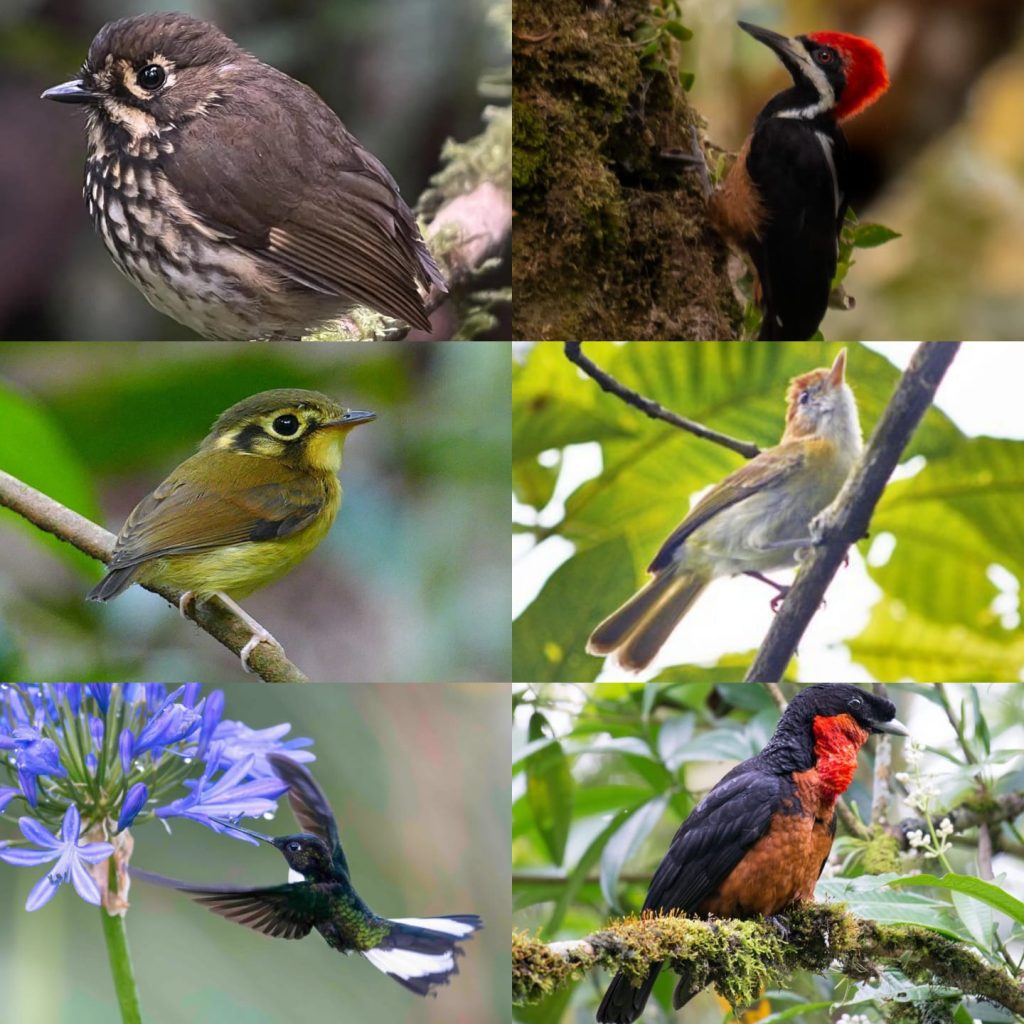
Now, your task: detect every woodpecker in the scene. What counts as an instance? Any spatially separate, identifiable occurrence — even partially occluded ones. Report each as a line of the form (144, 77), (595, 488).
(710, 21), (889, 340)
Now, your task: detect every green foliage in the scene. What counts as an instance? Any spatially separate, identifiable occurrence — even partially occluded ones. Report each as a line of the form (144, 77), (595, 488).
(633, 0), (694, 90)
(513, 684), (1024, 1023)
(513, 342), (1024, 682)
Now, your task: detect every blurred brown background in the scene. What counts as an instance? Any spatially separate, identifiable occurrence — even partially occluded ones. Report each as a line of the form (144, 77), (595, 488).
(684, 0), (1024, 339)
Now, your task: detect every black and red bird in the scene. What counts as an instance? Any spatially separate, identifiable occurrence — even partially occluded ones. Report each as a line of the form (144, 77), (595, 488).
(596, 684), (907, 1023)
(710, 22), (889, 340)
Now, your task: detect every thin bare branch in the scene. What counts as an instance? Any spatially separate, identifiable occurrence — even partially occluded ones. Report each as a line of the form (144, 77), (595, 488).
(0, 470), (309, 683)
(564, 342), (761, 458)
(745, 342), (961, 683)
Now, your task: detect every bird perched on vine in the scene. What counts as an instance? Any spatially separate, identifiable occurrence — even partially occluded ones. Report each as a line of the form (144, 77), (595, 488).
(597, 684), (907, 1022)
(88, 388), (374, 668)
(588, 349), (861, 672)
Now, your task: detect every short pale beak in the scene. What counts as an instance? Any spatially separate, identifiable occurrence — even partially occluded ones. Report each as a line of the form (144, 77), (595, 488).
(41, 79), (100, 104)
(829, 348), (847, 386)
(737, 21), (802, 64)
(873, 717), (909, 737)
(322, 409), (376, 431)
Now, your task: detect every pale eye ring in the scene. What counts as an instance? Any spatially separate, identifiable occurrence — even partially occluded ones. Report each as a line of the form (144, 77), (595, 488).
(137, 63), (166, 90)
(272, 414), (300, 436)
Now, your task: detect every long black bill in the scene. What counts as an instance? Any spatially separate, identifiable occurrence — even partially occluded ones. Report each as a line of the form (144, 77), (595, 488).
(210, 818), (277, 845)
(41, 79), (99, 104)
(737, 21), (801, 61)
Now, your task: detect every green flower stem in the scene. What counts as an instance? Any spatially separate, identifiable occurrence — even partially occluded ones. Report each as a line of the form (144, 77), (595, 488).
(100, 860), (143, 1024)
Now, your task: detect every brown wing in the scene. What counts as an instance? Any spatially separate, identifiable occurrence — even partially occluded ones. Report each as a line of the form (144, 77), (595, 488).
(648, 442), (808, 572)
(165, 67), (444, 331)
(105, 448), (328, 572)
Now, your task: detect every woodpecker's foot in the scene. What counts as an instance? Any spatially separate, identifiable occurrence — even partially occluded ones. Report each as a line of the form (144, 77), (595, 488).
(659, 126), (712, 198)
(178, 591), (195, 619)
(213, 592), (285, 672)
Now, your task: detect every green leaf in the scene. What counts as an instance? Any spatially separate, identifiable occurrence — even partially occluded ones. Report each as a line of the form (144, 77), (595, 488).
(663, 21), (693, 41)
(525, 714), (575, 865)
(0, 384), (100, 578)
(852, 223), (902, 248)
(848, 598), (1024, 682)
(678, 71), (695, 91)
(888, 873), (1024, 926)
(544, 804), (641, 936)
(600, 794), (669, 911)
(513, 537), (635, 682)
(758, 1002), (834, 1024)
(950, 887), (994, 949)
(817, 876), (969, 940)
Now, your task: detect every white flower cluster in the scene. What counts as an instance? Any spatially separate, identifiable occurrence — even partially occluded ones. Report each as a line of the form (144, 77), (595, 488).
(906, 817), (954, 859)
(836, 1013), (871, 1024)
(895, 743), (956, 860)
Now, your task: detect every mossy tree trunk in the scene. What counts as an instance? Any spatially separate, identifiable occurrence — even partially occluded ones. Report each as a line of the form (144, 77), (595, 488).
(513, 0), (741, 340)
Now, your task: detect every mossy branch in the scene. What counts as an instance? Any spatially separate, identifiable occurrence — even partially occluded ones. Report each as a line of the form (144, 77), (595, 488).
(513, 903), (1024, 1015)
(0, 469), (309, 683)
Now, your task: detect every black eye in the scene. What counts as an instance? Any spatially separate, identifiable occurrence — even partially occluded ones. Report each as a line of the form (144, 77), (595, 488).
(816, 49), (834, 64)
(287, 841), (301, 853)
(799, 390), (811, 405)
(137, 64), (166, 90)
(849, 697), (862, 707)
(273, 414), (300, 436)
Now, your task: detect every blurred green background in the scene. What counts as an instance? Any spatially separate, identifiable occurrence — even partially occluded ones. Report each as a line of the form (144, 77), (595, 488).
(0, 341), (510, 682)
(0, 683), (511, 1023)
(1, 0), (509, 339)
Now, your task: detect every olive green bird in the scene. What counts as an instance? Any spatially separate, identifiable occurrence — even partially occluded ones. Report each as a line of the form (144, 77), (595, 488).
(88, 388), (375, 667)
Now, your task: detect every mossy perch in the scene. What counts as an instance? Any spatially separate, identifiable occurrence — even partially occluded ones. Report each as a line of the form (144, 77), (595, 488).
(513, 0), (742, 340)
(512, 903), (1024, 1016)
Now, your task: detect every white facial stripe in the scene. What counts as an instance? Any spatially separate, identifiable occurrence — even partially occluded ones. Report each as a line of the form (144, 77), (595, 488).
(389, 916), (479, 938)
(363, 947), (455, 980)
(773, 43), (835, 119)
(815, 130), (842, 219)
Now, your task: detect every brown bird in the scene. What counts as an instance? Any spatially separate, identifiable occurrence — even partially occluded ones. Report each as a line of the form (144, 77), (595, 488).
(42, 13), (446, 340)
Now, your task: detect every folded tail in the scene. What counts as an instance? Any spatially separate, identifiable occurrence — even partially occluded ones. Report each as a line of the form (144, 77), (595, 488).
(87, 564), (139, 602)
(587, 569), (709, 672)
(363, 915), (483, 996)
(597, 963), (662, 1023)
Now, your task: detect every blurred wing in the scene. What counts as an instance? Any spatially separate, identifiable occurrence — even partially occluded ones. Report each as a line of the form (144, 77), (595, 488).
(268, 753), (350, 878)
(106, 449), (328, 571)
(642, 768), (782, 913)
(131, 866), (321, 940)
(648, 442), (808, 572)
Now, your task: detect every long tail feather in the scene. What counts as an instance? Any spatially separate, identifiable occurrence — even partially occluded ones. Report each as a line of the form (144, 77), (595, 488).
(597, 964), (662, 1024)
(364, 915), (483, 996)
(588, 570), (708, 671)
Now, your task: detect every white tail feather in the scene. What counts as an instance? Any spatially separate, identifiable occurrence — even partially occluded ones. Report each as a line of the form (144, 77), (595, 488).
(363, 947), (455, 980)
(389, 916), (479, 938)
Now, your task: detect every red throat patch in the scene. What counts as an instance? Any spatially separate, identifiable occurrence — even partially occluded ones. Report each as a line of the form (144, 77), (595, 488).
(807, 31), (889, 121)
(812, 712), (871, 800)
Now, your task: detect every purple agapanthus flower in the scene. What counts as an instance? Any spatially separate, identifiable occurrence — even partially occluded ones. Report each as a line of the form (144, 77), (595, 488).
(0, 787), (19, 814)
(117, 783), (149, 833)
(208, 720), (314, 776)
(0, 805), (114, 911)
(156, 753), (289, 843)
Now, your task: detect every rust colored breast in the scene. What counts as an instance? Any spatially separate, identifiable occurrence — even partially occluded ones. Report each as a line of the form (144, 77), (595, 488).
(699, 768), (835, 918)
(708, 135), (766, 247)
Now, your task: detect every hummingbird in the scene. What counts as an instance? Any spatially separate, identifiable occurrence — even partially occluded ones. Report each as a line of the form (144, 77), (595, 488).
(132, 753), (482, 995)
